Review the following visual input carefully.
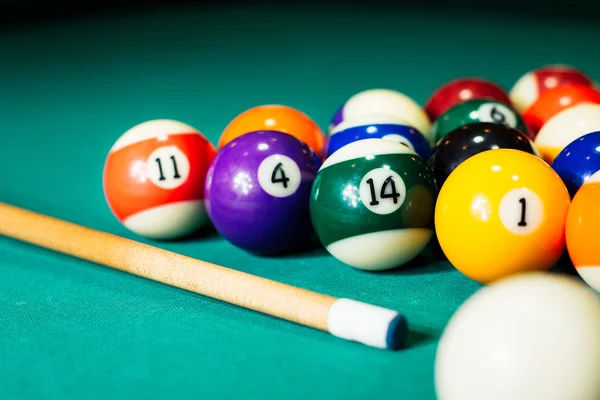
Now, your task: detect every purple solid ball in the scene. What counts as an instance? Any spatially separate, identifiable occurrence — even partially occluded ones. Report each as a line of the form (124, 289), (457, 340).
(205, 130), (322, 255)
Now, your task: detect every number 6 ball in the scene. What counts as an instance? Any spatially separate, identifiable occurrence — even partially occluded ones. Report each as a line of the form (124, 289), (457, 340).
(310, 139), (437, 271)
(435, 149), (571, 284)
(205, 130), (321, 255)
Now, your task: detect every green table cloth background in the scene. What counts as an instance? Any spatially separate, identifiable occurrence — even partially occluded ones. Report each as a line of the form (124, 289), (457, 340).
(1, 3), (600, 399)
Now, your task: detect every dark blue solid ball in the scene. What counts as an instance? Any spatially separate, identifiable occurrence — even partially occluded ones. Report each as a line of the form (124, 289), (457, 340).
(552, 130), (600, 197)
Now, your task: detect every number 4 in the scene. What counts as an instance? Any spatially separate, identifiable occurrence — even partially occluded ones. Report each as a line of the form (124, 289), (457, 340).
(271, 162), (289, 188)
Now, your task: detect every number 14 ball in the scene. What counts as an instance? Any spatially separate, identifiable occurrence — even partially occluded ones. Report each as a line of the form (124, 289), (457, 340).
(435, 149), (570, 284)
(310, 139), (437, 271)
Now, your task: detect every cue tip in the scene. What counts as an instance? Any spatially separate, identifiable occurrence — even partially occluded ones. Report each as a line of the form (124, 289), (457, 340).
(327, 298), (408, 350)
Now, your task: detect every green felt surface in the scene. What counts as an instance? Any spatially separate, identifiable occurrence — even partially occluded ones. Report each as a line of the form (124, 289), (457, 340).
(1, 4), (599, 399)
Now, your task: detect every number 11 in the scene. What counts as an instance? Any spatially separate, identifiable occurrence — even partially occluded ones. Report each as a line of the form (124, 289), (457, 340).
(155, 155), (181, 181)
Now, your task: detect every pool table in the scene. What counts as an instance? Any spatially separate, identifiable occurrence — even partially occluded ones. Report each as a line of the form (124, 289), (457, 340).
(1, 2), (599, 399)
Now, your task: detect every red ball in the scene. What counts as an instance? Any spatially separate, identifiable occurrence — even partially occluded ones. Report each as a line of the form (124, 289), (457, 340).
(103, 119), (216, 240)
(425, 78), (511, 122)
(522, 84), (600, 137)
(510, 65), (594, 114)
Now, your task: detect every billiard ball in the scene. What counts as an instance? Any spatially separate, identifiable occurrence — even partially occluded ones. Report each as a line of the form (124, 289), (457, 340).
(552, 131), (600, 197)
(424, 78), (511, 122)
(310, 138), (437, 271)
(103, 119), (216, 239)
(435, 272), (600, 400)
(435, 149), (570, 284)
(428, 122), (538, 189)
(219, 104), (326, 156)
(205, 130), (321, 255)
(325, 113), (432, 159)
(510, 64), (594, 113)
(534, 103), (600, 164)
(566, 171), (600, 292)
(431, 99), (530, 142)
(523, 84), (600, 135)
(328, 89), (432, 140)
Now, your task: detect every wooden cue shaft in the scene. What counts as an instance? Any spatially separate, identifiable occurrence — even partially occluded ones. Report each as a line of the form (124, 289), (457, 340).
(0, 202), (336, 331)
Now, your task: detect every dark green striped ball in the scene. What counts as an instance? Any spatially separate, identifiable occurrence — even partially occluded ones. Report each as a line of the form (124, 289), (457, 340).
(310, 138), (437, 271)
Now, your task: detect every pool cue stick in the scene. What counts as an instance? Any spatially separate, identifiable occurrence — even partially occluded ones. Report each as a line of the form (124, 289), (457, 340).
(0, 202), (408, 350)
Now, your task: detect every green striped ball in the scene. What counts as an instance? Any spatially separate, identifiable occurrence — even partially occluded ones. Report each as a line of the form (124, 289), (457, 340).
(310, 138), (437, 271)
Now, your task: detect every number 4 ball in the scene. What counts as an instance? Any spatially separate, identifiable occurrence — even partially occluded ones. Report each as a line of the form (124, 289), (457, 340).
(310, 138), (437, 271)
(103, 119), (216, 239)
(205, 130), (321, 255)
(435, 149), (570, 284)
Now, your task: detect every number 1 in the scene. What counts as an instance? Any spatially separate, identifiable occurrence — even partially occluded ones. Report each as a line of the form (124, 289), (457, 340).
(366, 178), (379, 206)
(170, 155), (181, 179)
(518, 197), (527, 226)
(155, 158), (166, 181)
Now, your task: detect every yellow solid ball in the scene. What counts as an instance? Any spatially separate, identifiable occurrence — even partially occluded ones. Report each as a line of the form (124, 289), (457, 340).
(434, 149), (570, 284)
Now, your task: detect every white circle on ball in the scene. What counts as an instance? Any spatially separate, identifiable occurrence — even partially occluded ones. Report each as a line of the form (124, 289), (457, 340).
(477, 102), (518, 127)
(257, 154), (302, 198)
(381, 134), (415, 151)
(359, 167), (406, 215)
(498, 188), (544, 235)
(147, 145), (191, 190)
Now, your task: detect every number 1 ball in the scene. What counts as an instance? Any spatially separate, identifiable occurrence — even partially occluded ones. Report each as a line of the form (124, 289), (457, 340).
(103, 119), (216, 240)
(310, 139), (437, 271)
(205, 130), (321, 255)
(435, 149), (570, 284)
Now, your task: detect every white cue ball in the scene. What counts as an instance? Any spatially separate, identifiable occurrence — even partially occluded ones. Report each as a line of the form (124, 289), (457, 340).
(435, 272), (600, 400)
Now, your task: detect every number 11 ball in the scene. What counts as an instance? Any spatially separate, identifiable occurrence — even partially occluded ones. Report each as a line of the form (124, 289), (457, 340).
(435, 149), (570, 284)
(103, 119), (216, 240)
(310, 139), (437, 271)
(205, 130), (321, 255)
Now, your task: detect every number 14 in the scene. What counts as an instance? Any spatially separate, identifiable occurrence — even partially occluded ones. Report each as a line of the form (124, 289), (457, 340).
(366, 176), (401, 205)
